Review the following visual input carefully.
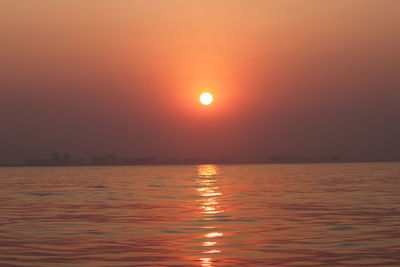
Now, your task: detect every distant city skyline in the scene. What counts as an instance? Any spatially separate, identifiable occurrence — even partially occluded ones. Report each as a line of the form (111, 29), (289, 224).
(6, 151), (396, 167)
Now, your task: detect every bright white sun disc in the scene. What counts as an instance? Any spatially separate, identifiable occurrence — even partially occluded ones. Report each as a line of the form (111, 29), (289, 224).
(200, 92), (213, 105)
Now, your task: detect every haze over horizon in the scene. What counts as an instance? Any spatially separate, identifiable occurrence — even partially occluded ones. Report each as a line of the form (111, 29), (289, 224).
(1, 0), (399, 163)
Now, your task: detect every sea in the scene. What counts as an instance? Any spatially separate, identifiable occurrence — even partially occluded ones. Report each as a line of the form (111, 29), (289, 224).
(0, 162), (399, 266)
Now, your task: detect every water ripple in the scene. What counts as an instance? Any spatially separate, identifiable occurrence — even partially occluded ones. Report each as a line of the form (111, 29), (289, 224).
(0, 163), (399, 266)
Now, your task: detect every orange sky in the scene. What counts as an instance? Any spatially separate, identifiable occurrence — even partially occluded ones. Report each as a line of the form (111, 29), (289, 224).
(0, 0), (399, 161)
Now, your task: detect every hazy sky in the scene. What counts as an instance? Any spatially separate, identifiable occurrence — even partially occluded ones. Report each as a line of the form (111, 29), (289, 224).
(1, 0), (399, 162)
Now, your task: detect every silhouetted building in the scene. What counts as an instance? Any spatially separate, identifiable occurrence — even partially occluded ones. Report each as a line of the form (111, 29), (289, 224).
(72, 157), (84, 165)
(317, 155), (342, 162)
(63, 153), (71, 164)
(51, 152), (72, 165)
(51, 153), (62, 165)
(330, 155), (342, 162)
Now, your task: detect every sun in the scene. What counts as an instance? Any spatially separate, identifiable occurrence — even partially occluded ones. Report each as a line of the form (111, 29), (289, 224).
(199, 92), (213, 105)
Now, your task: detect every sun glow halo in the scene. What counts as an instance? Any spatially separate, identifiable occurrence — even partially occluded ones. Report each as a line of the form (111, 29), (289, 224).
(199, 92), (213, 106)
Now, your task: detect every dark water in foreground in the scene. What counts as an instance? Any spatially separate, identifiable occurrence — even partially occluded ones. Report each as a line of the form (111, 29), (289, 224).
(0, 163), (399, 266)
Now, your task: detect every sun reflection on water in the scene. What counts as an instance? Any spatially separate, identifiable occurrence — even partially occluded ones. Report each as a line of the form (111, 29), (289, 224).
(203, 241), (217, 247)
(200, 257), (213, 267)
(198, 165), (218, 177)
(196, 164), (224, 266)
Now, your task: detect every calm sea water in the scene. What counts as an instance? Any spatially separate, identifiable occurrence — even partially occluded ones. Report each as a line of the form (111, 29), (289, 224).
(0, 163), (399, 266)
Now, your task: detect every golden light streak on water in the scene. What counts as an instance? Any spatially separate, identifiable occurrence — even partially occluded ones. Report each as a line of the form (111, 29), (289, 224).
(203, 241), (217, 247)
(199, 257), (213, 267)
(197, 164), (224, 266)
